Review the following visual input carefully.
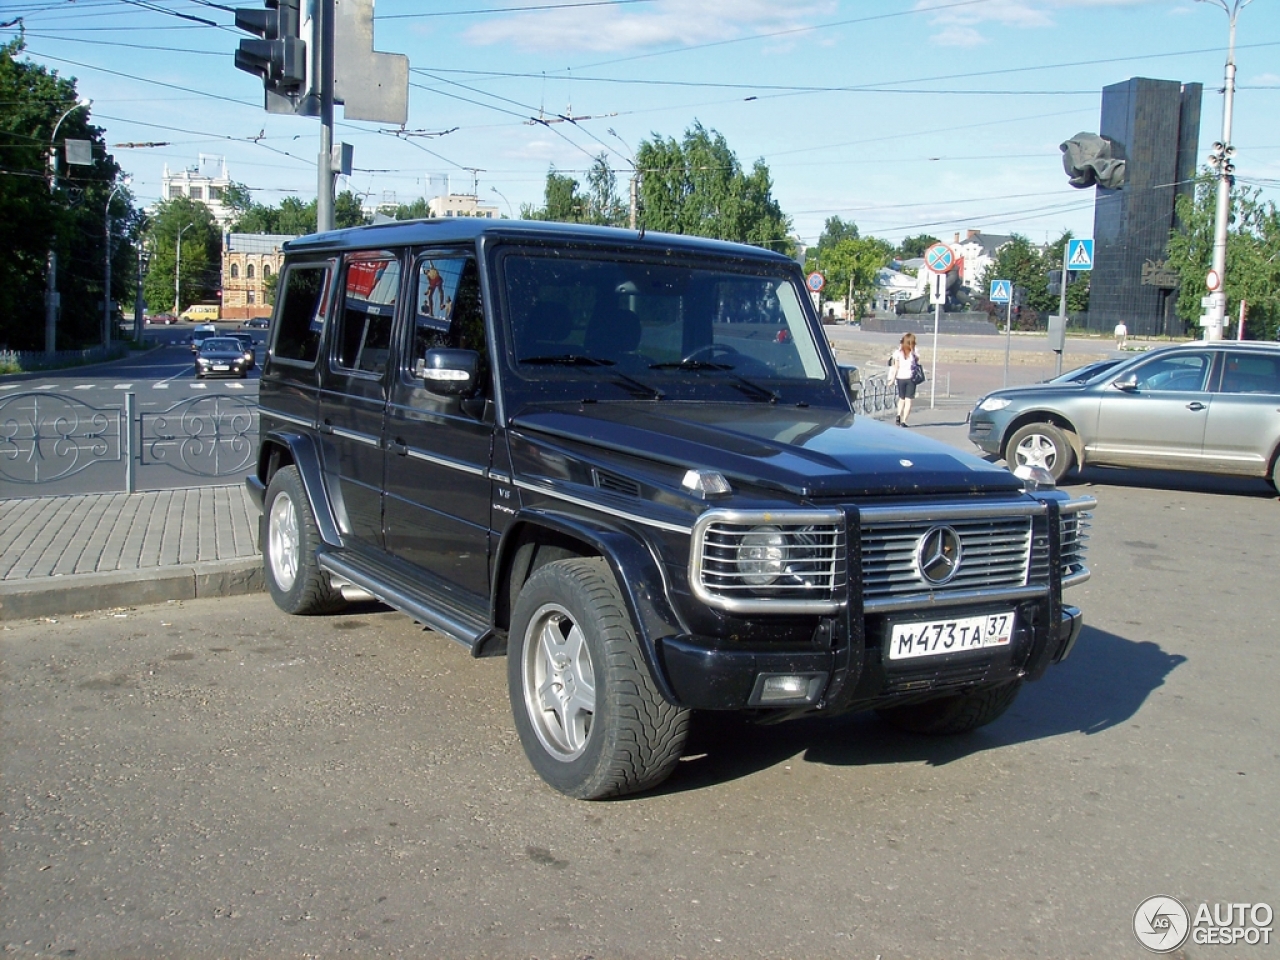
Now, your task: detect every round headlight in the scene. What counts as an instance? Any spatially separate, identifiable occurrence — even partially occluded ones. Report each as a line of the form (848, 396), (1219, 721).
(738, 525), (786, 586)
(978, 396), (1012, 412)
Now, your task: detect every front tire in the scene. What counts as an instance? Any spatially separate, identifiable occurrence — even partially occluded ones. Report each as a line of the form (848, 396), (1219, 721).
(1006, 421), (1075, 482)
(876, 679), (1023, 735)
(508, 558), (689, 799)
(263, 465), (345, 615)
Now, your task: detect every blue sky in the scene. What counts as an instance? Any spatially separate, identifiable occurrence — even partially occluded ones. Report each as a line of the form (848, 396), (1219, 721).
(9, 0), (1280, 248)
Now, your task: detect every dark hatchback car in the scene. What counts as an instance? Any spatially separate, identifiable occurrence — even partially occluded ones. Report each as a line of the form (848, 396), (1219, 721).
(194, 336), (251, 379)
(224, 332), (257, 369)
(248, 218), (1094, 799)
(970, 341), (1280, 492)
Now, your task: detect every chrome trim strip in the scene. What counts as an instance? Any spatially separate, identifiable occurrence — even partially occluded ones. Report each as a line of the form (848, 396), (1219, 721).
(404, 447), (488, 477)
(330, 426), (380, 447)
(489, 471), (512, 485)
(513, 479), (693, 535)
(863, 583), (1047, 614)
(264, 410), (313, 429)
(1060, 495), (1097, 514)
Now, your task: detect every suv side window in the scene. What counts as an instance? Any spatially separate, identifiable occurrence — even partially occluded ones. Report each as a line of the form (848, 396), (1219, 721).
(1219, 352), (1280, 394)
(409, 254), (487, 371)
(1134, 352), (1211, 392)
(334, 253), (401, 376)
(274, 263), (330, 364)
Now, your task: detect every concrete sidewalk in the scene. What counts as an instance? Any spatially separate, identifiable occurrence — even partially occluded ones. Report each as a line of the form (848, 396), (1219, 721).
(0, 485), (262, 621)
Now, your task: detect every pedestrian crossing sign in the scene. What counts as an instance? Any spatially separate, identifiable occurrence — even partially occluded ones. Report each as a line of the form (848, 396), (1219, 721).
(990, 279), (1012, 303)
(1067, 238), (1094, 271)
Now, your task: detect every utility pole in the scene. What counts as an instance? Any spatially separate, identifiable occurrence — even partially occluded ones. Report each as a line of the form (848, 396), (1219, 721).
(1200, 0), (1251, 342)
(315, 0), (335, 232)
(44, 98), (91, 356)
(103, 177), (130, 349)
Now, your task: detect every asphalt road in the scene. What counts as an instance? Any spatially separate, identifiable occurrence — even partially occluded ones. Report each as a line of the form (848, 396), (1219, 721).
(3, 465), (1277, 957)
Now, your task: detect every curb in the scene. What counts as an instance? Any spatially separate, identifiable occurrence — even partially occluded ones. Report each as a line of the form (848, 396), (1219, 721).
(0, 558), (263, 622)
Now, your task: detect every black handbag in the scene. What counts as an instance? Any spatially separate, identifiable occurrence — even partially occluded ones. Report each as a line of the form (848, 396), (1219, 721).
(911, 357), (926, 385)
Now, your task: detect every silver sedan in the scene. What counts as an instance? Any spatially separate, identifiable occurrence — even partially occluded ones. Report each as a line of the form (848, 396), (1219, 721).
(968, 342), (1280, 493)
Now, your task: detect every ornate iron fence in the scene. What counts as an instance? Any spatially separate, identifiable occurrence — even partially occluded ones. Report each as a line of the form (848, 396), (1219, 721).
(0, 391), (258, 494)
(854, 375), (897, 417)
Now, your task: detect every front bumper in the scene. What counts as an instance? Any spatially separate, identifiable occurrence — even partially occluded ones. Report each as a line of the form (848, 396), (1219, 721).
(656, 603), (1083, 712)
(967, 412), (1003, 455)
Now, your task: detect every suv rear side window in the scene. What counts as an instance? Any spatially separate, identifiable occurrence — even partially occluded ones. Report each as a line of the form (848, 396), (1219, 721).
(274, 264), (330, 364)
(334, 253), (401, 375)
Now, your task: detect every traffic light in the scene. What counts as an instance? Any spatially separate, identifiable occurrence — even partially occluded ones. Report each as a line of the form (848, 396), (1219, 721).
(1047, 269), (1063, 296)
(234, 0), (306, 114)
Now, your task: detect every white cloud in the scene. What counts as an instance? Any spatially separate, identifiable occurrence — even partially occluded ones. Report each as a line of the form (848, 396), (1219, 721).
(463, 0), (833, 54)
(915, 0), (1164, 46)
(930, 25), (989, 47)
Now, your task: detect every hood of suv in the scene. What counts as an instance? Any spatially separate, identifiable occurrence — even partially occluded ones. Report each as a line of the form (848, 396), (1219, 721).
(511, 403), (1023, 498)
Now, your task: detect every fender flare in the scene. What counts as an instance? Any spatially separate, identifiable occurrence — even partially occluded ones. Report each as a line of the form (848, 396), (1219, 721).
(256, 429), (343, 548)
(493, 507), (689, 704)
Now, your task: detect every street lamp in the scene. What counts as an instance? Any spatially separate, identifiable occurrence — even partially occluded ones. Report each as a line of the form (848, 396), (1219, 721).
(174, 222), (195, 317)
(103, 175), (131, 349)
(44, 97), (91, 356)
(490, 186), (514, 219)
(1197, 0), (1252, 342)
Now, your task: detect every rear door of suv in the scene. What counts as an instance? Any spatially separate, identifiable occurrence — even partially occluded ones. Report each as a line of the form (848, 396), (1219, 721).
(316, 250), (402, 550)
(381, 250), (493, 600)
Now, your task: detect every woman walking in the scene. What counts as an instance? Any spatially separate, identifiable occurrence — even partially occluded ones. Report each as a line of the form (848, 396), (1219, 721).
(888, 332), (921, 426)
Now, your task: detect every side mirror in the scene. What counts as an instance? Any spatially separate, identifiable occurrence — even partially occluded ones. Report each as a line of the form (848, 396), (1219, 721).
(416, 348), (480, 397)
(839, 363), (861, 401)
(1112, 373), (1139, 392)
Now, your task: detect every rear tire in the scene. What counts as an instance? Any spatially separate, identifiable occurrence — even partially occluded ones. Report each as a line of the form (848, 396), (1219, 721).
(876, 679), (1023, 735)
(508, 558), (689, 799)
(1006, 422), (1075, 482)
(1272, 456), (1280, 496)
(263, 465), (345, 615)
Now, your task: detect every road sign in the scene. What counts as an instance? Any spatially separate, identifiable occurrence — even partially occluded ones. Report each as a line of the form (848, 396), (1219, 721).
(989, 279), (1012, 303)
(929, 271), (947, 305)
(1066, 238), (1094, 271)
(806, 272), (825, 293)
(1206, 268), (1221, 291)
(924, 243), (955, 274)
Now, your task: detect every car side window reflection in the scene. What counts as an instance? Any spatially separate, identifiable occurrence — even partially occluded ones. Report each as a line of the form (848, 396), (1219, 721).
(410, 255), (487, 371)
(1131, 353), (1210, 392)
(1219, 353), (1280, 395)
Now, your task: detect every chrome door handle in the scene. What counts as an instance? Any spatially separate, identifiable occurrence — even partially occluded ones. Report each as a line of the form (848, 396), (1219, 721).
(1186, 401), (1206, 411)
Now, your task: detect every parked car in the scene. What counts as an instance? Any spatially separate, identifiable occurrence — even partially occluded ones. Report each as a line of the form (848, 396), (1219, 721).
(248, 218), (1094, 799)
(194, 337), (250, 379)
(224, 332), (257, 369)
(246, 316), (270, 329)
(147, 313), (178, 325)
(969, 341), (1280, 492)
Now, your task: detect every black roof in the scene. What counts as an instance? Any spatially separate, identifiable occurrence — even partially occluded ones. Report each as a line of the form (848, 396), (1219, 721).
(283, 217), (796, 265)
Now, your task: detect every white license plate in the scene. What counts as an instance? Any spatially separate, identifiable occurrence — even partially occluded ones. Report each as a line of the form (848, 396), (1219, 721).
(212, 364), (230, 371)
(888, 612), (1015, 661)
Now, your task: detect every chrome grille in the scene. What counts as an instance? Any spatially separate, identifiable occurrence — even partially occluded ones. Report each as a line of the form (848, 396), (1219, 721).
(861, 514), (1034, 601)
(1060, 499), (1093, 586)
(691, 509), (846, 614)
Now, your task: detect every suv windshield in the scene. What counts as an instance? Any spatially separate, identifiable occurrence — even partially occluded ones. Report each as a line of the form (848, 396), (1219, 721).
(498, 249), (842, 408)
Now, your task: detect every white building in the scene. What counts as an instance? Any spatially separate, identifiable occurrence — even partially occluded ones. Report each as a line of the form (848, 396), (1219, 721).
(950, 229), (1013, 292)
(161, 155), (235, 228)
(428, 194), (500, 219)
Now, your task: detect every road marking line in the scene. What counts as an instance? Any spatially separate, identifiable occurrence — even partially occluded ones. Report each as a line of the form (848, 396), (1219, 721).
(152, 383), (170, 389)
(36, 384), (57, 390)
(113, 383), (133, 390)
(190, 383), (208, 389)
(0, 384), (17, 392)
(74, 384), (94, 390)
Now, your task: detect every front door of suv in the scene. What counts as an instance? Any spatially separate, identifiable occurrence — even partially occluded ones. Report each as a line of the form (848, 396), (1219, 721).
(1091, 350), (1214, 470)
(317, 251), (401, 550)
(382, 252), (493, 600)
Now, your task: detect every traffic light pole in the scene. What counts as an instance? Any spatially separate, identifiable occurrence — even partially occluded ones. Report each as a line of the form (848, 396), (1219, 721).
(1056, 243), (1069, 377)
(315, 0), (335, 233)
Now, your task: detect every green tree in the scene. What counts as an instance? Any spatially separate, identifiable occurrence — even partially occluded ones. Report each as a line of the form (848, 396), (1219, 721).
(393, 198), (431, 220)
(335, 190), (369, 229)
(143, 197), (218, 314)
(807, 235), (893, 321)
(0, 39), (136, 350)
(524, 167), (586, 222)
(1167, 173), (1280, 340)
(896, 233), (939, 261)
(981, 234), (1049, 325)
(635, 122), (792, 254)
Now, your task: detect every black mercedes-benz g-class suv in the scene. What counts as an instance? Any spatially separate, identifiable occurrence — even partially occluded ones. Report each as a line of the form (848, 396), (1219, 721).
(247, 218), (1093, 799)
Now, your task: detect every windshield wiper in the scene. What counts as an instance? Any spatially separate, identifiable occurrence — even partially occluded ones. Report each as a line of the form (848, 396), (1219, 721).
(649, 359), (779, 404)
(519, 354), (665, 400)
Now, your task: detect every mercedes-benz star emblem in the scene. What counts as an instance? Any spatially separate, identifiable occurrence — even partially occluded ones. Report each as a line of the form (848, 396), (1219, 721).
(915, 525), (962, 585)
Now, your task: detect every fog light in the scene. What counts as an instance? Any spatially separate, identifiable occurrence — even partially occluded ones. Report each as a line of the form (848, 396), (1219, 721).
(751, 672), (826, 705)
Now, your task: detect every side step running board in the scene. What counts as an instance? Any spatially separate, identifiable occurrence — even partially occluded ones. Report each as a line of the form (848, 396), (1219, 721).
(319, 553), (492, 652)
